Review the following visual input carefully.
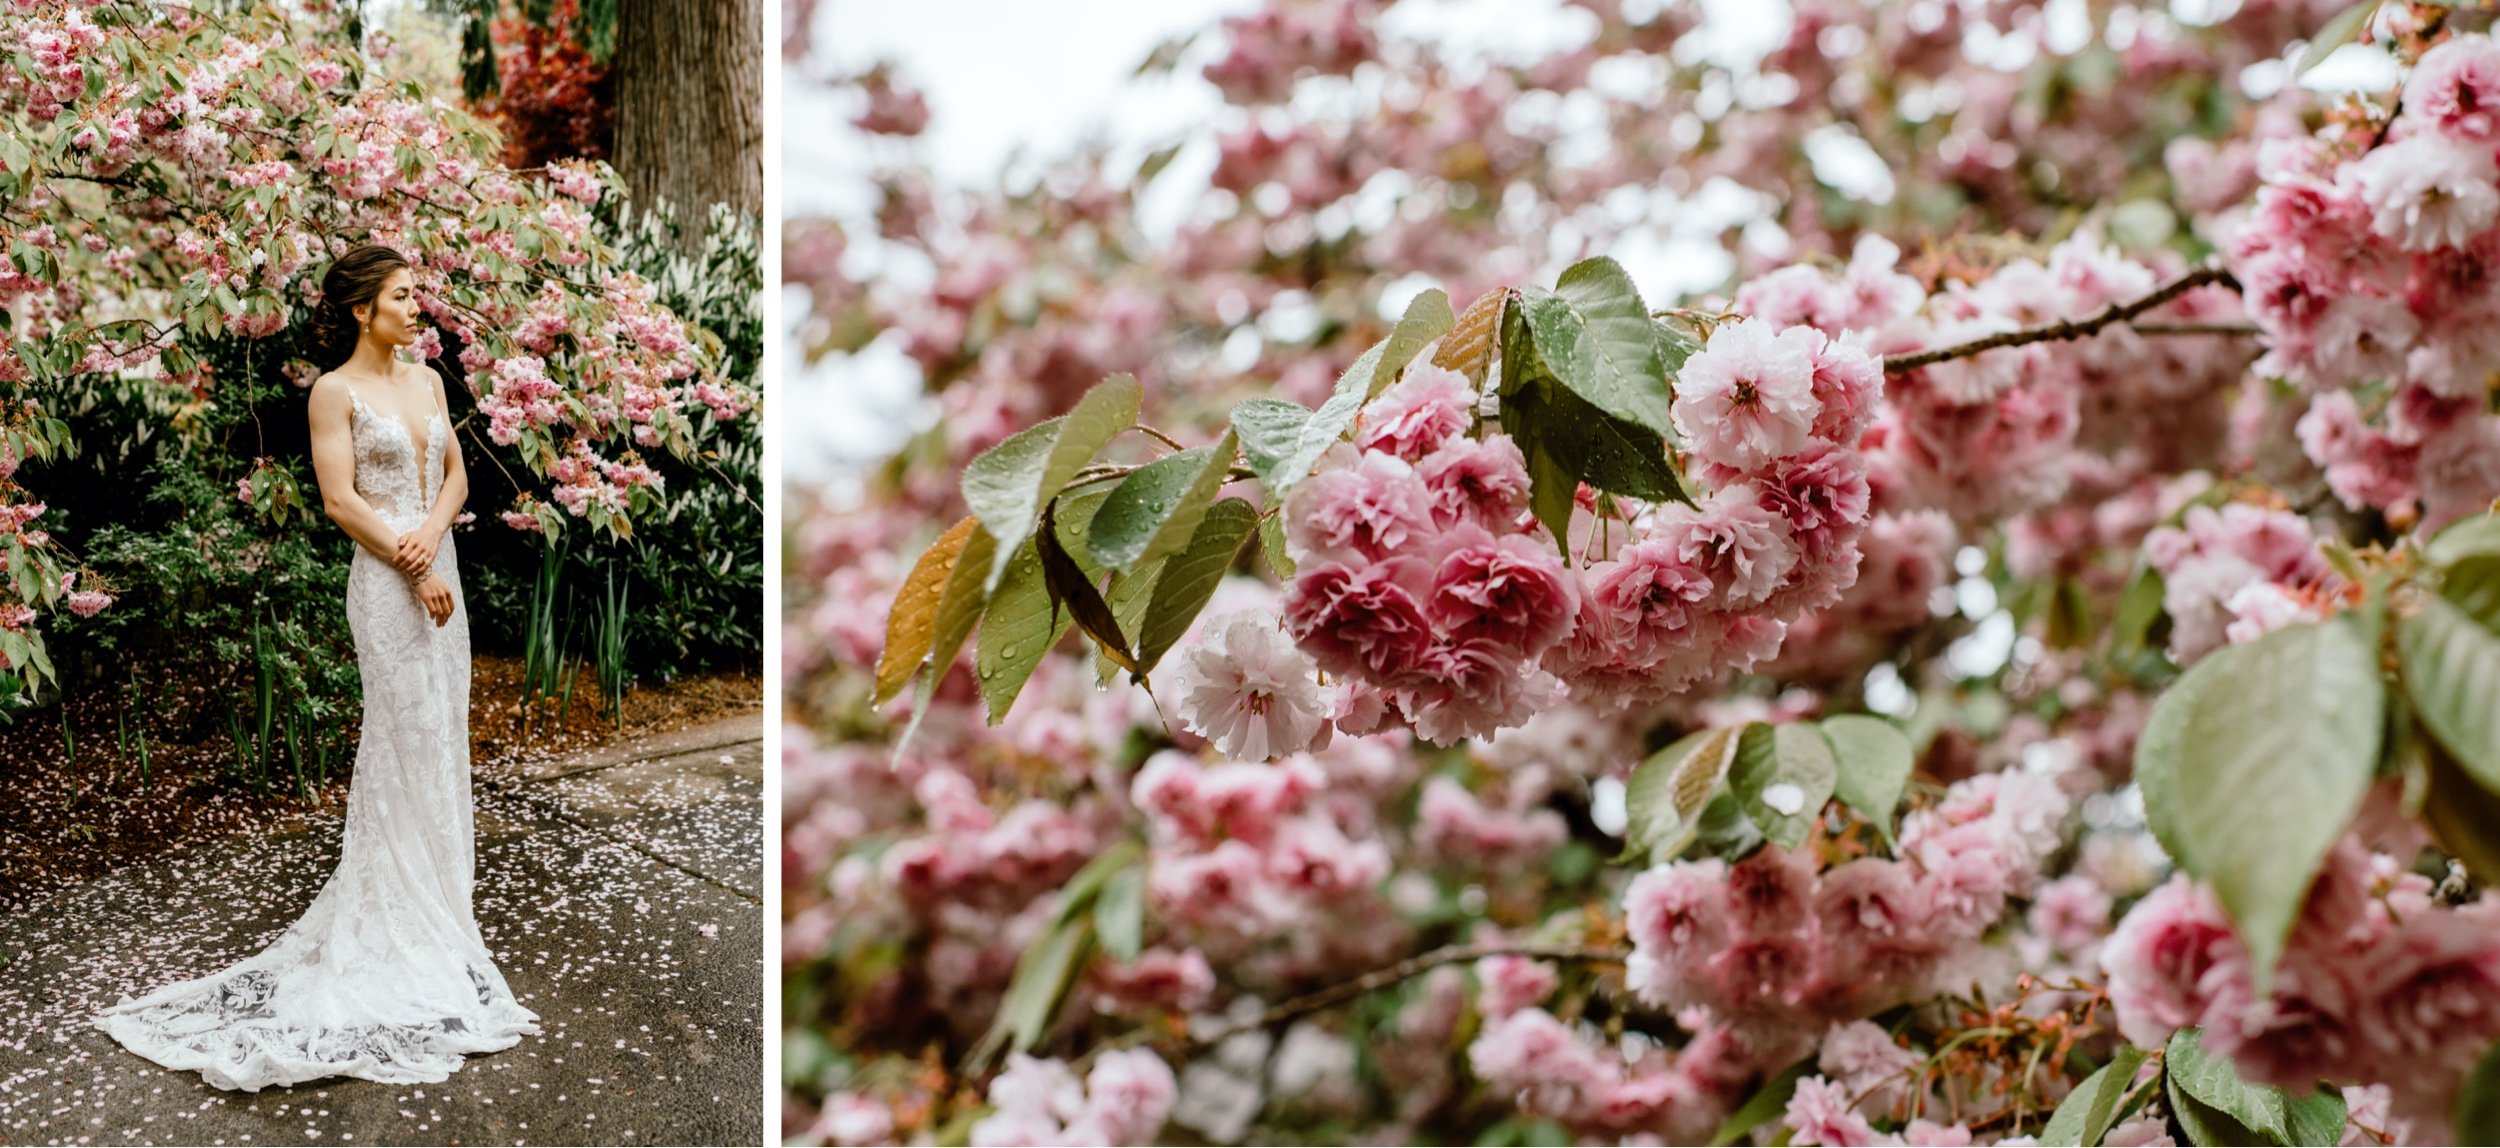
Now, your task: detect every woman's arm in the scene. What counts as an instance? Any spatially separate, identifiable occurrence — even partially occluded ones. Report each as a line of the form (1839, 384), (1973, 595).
(308, 375), (406, 562)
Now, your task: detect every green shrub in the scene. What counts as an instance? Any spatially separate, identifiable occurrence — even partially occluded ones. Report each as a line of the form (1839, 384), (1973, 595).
(461, 200), (764, 680)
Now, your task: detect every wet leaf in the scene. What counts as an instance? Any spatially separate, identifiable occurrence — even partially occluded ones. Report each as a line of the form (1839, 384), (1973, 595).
(1039, 497), (1137, 677)
(873, 516), (979, 705)
(1434, 287), (1513, 385)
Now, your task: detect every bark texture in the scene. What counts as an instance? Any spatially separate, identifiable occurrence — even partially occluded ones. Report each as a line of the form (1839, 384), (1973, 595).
(612, 0), (763, 248)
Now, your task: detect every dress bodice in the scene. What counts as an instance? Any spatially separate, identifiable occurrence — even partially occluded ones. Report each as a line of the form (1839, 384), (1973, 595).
(348, 388), (447, 528)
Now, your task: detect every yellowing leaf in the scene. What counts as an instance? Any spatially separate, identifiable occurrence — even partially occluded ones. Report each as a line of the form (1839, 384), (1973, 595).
(1434, 287), (1511, 385)
(873, 516), (979, 705)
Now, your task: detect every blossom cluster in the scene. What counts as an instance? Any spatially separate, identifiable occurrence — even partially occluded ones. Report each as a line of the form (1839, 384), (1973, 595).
(967, 1050), (1180, 1147)
(1546, 318), (1882, 709)
(2103, 836), (2500, 1138)
(1625, 769), (2071, 1036)
(2232, 35), (2500, 534)
(2142, 500), (2345, 665)
(1278, 364), (1577, 743)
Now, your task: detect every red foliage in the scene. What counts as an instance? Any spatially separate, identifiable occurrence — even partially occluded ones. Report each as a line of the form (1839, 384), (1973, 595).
(479, 0), (613, 170)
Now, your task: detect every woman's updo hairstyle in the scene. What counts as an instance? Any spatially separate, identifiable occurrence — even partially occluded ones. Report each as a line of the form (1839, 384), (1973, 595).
(308, 244), (409, 370)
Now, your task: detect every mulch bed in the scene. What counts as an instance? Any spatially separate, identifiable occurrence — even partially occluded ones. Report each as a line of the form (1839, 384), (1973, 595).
(0, 654), (761, 912)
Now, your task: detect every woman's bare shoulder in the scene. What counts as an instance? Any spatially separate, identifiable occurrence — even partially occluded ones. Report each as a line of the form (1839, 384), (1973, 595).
(307, 371), (357, 413)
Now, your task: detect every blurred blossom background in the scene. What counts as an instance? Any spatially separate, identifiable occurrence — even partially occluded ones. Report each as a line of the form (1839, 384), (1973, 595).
(771, 1), (2500, 1146)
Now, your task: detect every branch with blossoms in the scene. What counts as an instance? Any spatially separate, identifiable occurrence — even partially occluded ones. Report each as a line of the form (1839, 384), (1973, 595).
(1173, 939), (1625, 1058)
(863, 224), (2500, 1148)
(1880, 263), (2245, 373)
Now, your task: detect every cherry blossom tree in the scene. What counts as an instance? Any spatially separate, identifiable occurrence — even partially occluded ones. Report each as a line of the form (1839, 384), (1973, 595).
(785, 1), (2500, 1145)
(0, 0), (756, 701)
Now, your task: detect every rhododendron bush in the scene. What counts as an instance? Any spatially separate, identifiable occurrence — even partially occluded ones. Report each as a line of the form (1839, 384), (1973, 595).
(786, 2), (2500, 1145)
(0, 0), (755, 700)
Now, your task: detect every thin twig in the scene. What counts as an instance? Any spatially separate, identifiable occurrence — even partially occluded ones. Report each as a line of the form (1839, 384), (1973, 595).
(1882, 264), (2243, 374)
(1130, 424), (1186, 452)
(1180, 940), (1624, 1054)
(2123, 321), (2261, 338)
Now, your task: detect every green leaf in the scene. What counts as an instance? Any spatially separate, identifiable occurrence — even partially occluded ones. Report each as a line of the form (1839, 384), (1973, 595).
(1132, 497), (1260, 676)
(1727, 723), (1837, 850)
(1046, 839), (1145, 932)
(1514, 380), (1687, 504)
(1503, 301), (1580, 552)
(1525, 257), (1674, 435)
(2400, 592), (2500, 792)
(999, 916), (1092, 1055)
(1651, 318), (1699, 378)
(2167, 1072), (2269, 1148)
(1500, 277), (1689, 532)
(2282, 1091), (2349, 1148)
(1088, 429), (1237, 574)
(1690, 789), (1765, 858)
(960, 375), (1142, 589)
(1818, 715), (1913, 838)
(2424, 744), (2500, 886)
(2166, 1027), (2345, 1146)
(2458, 1038), (2500, 1147)
(1094, 563), (1160, 686)
(2135, 619), (2383, 994)
(1368, 288), (1456, 400)
(1622, 726), (1738, 863)
(1522, 430), (1579, 558)
(1232, 398), (1312, 487)
(1093, 865), (1146, 963)
(2297, 1), (2381, 78)
(1707, 1056), (1812, 1148)
(1258, 513), (1295, 579)
(2113, 563), (2167, 658)
(2427, 510), (2500, 567)
(2442, 555), (2500, 629)
(976, 490), (1110, 723)
(2041, 1045), (2149, 1147)
(1266, 291), (1448, 493)
(963, 420), (1064, 586)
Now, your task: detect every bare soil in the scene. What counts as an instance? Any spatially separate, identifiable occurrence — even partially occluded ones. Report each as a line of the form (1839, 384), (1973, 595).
(0, 654), (762, 911)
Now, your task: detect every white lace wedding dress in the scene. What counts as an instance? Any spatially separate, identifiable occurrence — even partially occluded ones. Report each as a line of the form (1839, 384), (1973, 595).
(94, 384), (540, 1091)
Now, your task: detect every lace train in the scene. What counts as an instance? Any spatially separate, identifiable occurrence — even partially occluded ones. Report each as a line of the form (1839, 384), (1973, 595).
(94, 383), (540, 1091)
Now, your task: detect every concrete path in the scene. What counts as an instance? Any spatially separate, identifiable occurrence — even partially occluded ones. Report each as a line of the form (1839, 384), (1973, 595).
(0, 710), (764, 1147)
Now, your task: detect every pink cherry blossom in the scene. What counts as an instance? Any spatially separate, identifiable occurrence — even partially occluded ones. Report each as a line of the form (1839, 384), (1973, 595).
(1171, 613), (1334, 761)
(1672, 318), (1823, 472)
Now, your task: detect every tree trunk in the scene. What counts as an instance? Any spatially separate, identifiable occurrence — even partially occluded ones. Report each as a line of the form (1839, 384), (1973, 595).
(611, 0), (762, 249)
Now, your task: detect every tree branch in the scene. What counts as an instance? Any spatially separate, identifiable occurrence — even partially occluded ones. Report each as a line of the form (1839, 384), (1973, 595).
(1177, 940), (1624, 1054)
(1882, 263), (2244, 374)
(2123, 321), (2261, 338)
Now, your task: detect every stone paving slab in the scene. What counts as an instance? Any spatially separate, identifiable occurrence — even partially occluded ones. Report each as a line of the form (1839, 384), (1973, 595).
(529, 742), (764, 902)
(0, 712), (763, 1147)
(510, 715), (764, 783)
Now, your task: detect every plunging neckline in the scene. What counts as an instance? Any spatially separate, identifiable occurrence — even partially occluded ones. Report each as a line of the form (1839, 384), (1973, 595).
(341, 372), (439, 478)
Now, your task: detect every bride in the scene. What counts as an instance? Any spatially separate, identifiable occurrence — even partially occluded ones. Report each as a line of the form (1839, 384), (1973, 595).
(93, 244), (540, 1091)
